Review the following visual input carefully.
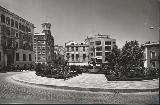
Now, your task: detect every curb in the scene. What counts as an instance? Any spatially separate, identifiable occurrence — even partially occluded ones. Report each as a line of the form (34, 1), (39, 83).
(11, 76), (159, 93)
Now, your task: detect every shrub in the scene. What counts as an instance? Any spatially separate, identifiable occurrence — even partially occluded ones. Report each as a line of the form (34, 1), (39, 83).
(144, 67), (159, 79)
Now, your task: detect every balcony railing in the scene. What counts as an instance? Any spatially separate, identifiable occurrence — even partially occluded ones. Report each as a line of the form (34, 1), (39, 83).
(150, 56), (159, 61)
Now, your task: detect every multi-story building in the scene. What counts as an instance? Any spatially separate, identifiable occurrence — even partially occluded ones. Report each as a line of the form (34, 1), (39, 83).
(33, 22), (54, 64)
(65, 40), (89, 66)
(142, 41), (160, 69)
(0, 6), (35, 69)
(85, 34), (116, 65)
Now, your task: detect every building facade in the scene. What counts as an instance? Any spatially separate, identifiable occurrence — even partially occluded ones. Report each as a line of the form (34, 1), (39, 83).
(0, 6), (35, 69)
(85, 34), (116, 65)
(142, 41), (160, 69)
(65, 40), (89, 66)
(33, 22), (54, 64)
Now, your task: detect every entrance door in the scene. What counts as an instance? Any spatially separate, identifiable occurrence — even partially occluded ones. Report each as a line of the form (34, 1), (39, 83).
(7, 54), (13, 66)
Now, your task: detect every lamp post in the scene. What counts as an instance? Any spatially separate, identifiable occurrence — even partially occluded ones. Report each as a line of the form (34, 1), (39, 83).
(149, 26), (160, 42)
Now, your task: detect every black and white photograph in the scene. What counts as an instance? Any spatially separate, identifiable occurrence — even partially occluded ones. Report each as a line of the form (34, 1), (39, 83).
(0, 0), (159, 104)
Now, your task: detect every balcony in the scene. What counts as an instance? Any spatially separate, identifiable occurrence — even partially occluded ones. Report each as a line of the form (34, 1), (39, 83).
(150, 56), (159, 61)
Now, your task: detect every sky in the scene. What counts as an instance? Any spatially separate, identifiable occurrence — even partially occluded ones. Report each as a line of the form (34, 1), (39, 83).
(0, 0), (159, 48)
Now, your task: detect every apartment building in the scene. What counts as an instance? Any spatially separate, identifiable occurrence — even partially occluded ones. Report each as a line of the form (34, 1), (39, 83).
(85, 34), (116, 65)
(65, 40), (89, 66)
(142, 41), (160, 69)
(0, 6), (35, 69)
(33, 22), (54, 64)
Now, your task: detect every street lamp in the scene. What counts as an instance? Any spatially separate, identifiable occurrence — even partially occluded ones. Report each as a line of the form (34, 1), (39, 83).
(149, 26), (160, 42)
(149, 26), (160, 30)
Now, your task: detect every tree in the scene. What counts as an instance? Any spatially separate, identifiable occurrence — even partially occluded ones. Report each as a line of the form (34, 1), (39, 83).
(105, 45), (121, 76)
(105, 40), (144, 78)
(121, 40), (144, 77)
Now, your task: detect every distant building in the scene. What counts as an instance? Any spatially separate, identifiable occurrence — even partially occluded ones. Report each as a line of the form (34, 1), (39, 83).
(33, 22), (54, 64)
(0, 6), (35, 69)
(54, 44), (65, 65)
(65, 40), (89, 66)
(142, 41), (160, 69)
(85, 34), (116, 65)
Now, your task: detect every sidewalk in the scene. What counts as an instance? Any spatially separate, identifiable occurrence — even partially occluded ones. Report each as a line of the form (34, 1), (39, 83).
(11, 71), (159, 93)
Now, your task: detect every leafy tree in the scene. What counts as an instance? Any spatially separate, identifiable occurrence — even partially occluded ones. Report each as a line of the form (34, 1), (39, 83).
(121, 40), (144, 77)
(105, 40), (144, 79)
(105, 45), (121, 77)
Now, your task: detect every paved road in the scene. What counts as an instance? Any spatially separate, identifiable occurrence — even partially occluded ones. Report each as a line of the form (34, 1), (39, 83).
(0, 72), (159, 104)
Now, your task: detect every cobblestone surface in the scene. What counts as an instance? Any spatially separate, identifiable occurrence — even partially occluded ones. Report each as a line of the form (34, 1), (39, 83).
(0, 72), (159, 104)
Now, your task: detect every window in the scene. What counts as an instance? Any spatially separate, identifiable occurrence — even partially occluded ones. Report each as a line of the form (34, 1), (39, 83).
(83, 54), (86, 61)
(19, 23), (21, 30)
(42, 51), (45, 54)
(76, 54), (79, 61)
(66, 53), (70, 60)
(71, 47), (74, 51)
(16, 42), (18, 48)
(15, 21), (18, 29)
(23, 54), (26, 61)
(90, 42), (94, 45)
(16, 32), (19, 37)
(16, 53), (19, 61)
(96, 46), (102, 51)
(67, 47), (69, 51)
(151, 52), (156, 59)
(151, 62), (156, 68)
(41, 41), (45, 44)
(95, 41), (101, 45)
(11, 19), (14, 27)
(105, 41), (111, 45)
(28, 27), (31, 32)
(6, 17), (10, 25)
(72, 54), (74, 61)
(76, 47), (78, 51)
(0, 52), (1, 61)
(42, 46), (45, 50)
(22, 25), (25, 32)
(29, 54), (32, 61)
(96, 52), (102, 56)
(25, 26), (28, 32)
(6, 29), (10, 36)
(1, 14), (5, 23)
(83, 47), (85, 51)
(105, 46), (111, 51)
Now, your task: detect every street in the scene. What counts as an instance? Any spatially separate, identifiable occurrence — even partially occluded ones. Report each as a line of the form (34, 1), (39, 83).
(0, 72), (159, 104)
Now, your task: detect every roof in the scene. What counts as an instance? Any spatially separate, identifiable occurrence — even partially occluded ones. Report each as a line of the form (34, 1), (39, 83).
(142, 41), (160, 47)
(0, 5), (34, 27)
(65, 40), (88, 46)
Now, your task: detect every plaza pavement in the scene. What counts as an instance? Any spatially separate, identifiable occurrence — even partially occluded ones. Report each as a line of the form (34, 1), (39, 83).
(11, 71), (159, 93)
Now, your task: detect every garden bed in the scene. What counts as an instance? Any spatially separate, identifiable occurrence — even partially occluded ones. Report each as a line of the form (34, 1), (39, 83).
(105, 74), (159, 81)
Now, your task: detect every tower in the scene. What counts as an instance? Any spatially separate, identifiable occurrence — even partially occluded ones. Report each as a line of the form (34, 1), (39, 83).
(41, 22), (51, 35)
